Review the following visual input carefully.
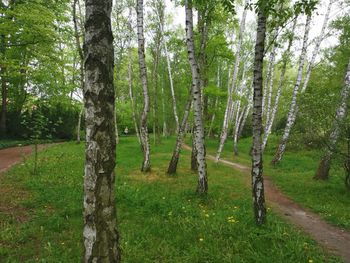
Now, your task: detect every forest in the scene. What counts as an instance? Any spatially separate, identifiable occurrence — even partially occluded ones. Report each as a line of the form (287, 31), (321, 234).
(0, 0), (350, 262)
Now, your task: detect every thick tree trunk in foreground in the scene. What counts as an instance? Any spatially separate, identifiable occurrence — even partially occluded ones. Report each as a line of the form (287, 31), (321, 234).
(215, 0), (248, 162)
(137, 0), (151, 172)
(262, 19), (297, 151)
(83, 0), (120, 261)
(168, 95), (192, 174)
(315, 59), (350, 180)
(301, 0), (334, 93)
(185, 0), (208, 193)
(272, 15), (311, 165)
(251, 8), (267, 225)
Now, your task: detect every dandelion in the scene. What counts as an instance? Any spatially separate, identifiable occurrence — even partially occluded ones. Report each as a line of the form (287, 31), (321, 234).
(199, 238), (204, 242)
(162, 196), (166, 200)
(308, 260), (313, 263)
(205, 214), (209, 218)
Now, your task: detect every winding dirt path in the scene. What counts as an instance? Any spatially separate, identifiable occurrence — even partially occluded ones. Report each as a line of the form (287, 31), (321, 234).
(183, 144), (350, 263)
(0, 144), (55, 174)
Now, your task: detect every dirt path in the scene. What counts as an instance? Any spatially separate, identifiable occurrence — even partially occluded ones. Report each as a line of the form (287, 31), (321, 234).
(0, 144), (53, 174)
(183, 144), (350, 263)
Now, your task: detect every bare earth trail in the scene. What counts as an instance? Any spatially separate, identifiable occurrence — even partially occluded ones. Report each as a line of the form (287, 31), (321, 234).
(0, 144), (55, 174)
(183, 144), (350, 263)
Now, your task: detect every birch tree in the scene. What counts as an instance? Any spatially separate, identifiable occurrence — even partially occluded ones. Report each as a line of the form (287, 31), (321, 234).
(315, 58), (350, 180)
(137, 0), (151, 172)
(167, 93), (192, 174)
(156, 2), (180, 131)
(272, 15), (312, 165)
(251, 3), (267, 226)
(262, 18), (298, 151)
(185, 0), (208, 193)
(127, 9), (141, 144)
(83, 0), (120, 261)
(72, 0), (84, 143)
(301, 0), (334, 93)
(215, 0), (249, 162)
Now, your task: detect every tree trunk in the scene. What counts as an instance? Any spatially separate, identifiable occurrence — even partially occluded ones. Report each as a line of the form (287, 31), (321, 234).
(262, 19), (297, 151)
(215, 0), (248, 162)
(127, 14), (141, 145)
(159, 16), (179, 131)
(73, 0), (85, 143)
(272, 15), (311, 165)
(251, 8), (267, 226)
(137, 0), (151, 172)
(168, 95), (192, 174)
(207, 65), (221, 137)
(83, 0), (120, 261)
(315, 58), (350, 180)
(185, 0), (208, 193)
(301, 0), (334, 93)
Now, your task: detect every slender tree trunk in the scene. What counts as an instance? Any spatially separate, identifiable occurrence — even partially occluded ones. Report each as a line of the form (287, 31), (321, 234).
(137, 0), (151, 172)
(207, 65), (221, 137)
(168, 95), (192, 174)
(73, 0), (85, 143)
(185, 0), (208, 193)
(215, 0), (248, 162)
(272, 15), (312, 165)
(127, 14), (141, 145)
(159, 17), (179, 131)
(161, 67), (167, 137)
(301, 0), (334, 93)
(264, 40), (277, 125)
(315, 59), (350, 180)
(83, 0), (120, 261)
(251, 8), (267, 225)
(262, 19), (297, 151)
(262, 30), (277, 119)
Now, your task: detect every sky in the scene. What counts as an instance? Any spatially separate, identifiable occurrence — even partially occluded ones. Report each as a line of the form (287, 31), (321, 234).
(163, 0), (348, 58)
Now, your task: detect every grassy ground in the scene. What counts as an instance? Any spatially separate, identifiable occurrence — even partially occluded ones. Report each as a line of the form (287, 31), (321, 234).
(204, 135), (350, 231)
(0, 139), (56, 149)
(0, 137), (342, 262)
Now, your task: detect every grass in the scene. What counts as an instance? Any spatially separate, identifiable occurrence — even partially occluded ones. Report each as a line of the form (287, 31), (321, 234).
(0, 136), (342, 262)
(204, 135), (350, 230)
(0, 139), (56, 149)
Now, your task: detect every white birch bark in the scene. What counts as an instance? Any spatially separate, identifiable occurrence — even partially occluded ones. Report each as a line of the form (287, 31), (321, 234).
(272, 15), (312, 165)
(315, 58), (350, 180)
(185, 0), (208, 193)
(157, 13), (180, 130)
(215, 0), (248, 162)
(167, 93), (192, 174)
(262, 30), (278, 118)
(262, 19), (297, 151)
(264, 40), (277, 125)
(83, 0), (120, 261)
(251, 8), (267, 225)
(301, 0), (334, 93)
(127, 27), (141, 144)
(137, 0), (151, 172)
(207, 65), (221, 137)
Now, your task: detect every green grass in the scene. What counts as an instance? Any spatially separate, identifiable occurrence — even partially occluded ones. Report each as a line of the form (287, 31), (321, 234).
(0, 137), (342, 262)
(0, 139), (56, 149)
(204, 135), (350, 231)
